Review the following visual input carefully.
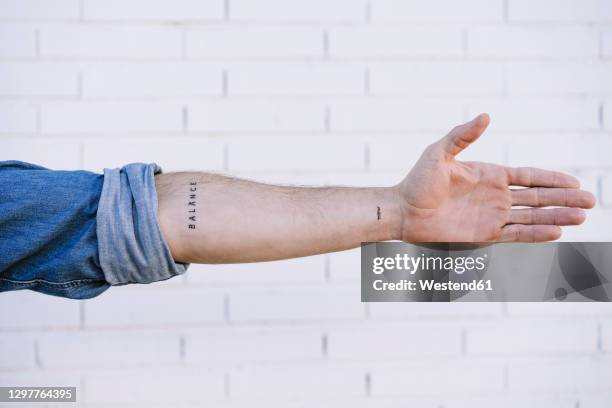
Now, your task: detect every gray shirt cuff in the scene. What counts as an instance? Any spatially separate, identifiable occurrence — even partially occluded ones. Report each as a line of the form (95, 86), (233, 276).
(96, 162), (189, 285)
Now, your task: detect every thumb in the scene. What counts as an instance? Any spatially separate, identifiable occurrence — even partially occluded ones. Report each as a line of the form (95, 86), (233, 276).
(439, 113), (490, 159)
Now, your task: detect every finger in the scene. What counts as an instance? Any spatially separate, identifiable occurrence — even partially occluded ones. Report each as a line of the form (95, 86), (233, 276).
(511, 188), (596, 208)
(508, 208), (586, 226)
(506, 167), (580, 188)
(499, 225), (562, 242)
(438, 113), (490, 159)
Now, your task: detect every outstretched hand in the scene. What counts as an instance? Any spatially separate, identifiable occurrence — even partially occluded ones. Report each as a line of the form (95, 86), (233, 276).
(396, 113), (596, 243)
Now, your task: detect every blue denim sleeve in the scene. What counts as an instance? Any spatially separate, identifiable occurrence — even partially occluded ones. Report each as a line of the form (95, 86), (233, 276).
(0, 160), (109, 299)
(96, 162), (189, 285)
(0, 160), (188, 299)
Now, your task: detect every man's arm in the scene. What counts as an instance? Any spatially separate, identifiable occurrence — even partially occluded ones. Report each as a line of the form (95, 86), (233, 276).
(155, 114), (596, 264)
(155, 173), (402, 263)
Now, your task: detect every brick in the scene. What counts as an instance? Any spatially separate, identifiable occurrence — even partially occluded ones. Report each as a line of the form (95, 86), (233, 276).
(230, 0), (367, 22)
(0, 25), (36, 57)
(602, 174), (612, 206)
(82, 63), (223, 97)
(506, 302), (612, 316)
(41, 102), (183, 134)
(40, 25), (182, 58)
(0, 371), (80, 387)
(369, 62), (503, 95)
(508, 358), (612, 391)
(573, 171), (600, 197)
(229, 286), (365, 322)
(0, 334), (36, 369)
(466, 321), (598, 354)
(186, 27), (323, 58)
(329, 27), (462, 57)
(184, 327), (323, 362)
(85, 368), (225, 403)
(82, 137), (225, 172)
(228, 63), (365, 96)
(195, 400), (439, 408)
(603, 31), (612, 57)
(368, 135), (432, 171)
(37, 330), (180, 368)
(505, 134), (612, 168)
(84, 0), (224, 21)
(227, 136), (364, 171)
(0, 102), (37, 133)
(330, 99), (464, 132)
(186, 255), (326, 285)
(321, 171), (400, 187)
(369, 302), (503, 319)
(84, 286), (225, 327)
(446, 395), (577, 408)
(0, 0), (79, 19)
(0, 63), (78, 97)
(0, 137), (81, 169)
(506, 62), (612, 95)
(467, 99), (600, 132)
(509, 0), (612, 22)
(0, 290), (80, 329)
(561, 207), (612, 241)
(230, 364), (365, 399)
(468, 27), (599, 58)
(328, 248), (361, 282)
(601, 321), (612, 352)
(327, 322), (462, 360)
(372, 0), (503, 22)
(576, 392), (612, 408)
(189, 101), (325, 133)
(371, 361), (504, 395)
(605, 102), (612, 130)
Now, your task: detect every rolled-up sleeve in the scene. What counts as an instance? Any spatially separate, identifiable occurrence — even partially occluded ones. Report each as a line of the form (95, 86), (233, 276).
(96, 162), (189, 285)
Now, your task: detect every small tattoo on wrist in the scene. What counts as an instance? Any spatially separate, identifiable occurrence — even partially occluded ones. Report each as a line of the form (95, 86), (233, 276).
(188, 181), (197, 230)
(377, 206), (381, 220)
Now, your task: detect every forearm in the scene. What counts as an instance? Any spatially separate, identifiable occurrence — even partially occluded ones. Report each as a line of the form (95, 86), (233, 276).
(155, 172), (402, 264)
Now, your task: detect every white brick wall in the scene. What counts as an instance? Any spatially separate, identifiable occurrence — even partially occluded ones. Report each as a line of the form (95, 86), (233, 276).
(467, 27), (600, 58)
(83, 0), (224, 21)
(0, 0), (79, 19)
(0, 25), (37, 57)
(186, 27), (323, 58)
(188, 101), (325, 133)
(41, 101), (183, 134)
(508, 0), (612, 23)
(603, 31), (612, 57)
(0, 63), (79, 96)
(329, 27), (462, 57)
(81, 63), (223, 97)
(1, 0), (612, 406)
(37, 330), (181, 368)
(370, 0), (504, 22)
(229, 0), (367, 23)
(40, 25), (184, 58)
(227, 62), (365, 96)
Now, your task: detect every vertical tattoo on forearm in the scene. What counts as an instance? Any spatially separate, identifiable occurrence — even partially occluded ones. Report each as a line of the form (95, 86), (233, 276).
(188, 181), (197, 230)
(377, 206), (381, 220)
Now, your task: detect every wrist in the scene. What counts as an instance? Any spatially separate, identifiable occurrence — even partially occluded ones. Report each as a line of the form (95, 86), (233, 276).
(384, 185), (405, 241)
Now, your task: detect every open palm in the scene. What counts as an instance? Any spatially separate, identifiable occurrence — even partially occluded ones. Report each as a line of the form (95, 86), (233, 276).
(396, 114), (595, 243)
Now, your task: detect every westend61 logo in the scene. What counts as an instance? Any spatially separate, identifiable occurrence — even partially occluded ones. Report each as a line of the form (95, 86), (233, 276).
(361, 242), (612, 302)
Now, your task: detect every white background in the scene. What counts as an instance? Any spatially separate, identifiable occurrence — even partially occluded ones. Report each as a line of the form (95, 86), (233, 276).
(1, 0), (612, 406)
